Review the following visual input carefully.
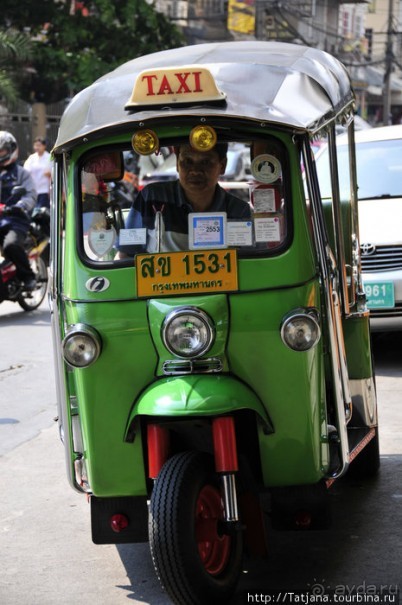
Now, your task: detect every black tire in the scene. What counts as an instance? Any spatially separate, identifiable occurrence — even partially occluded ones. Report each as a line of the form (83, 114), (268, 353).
(18, 256), (48, 311)
(149, 451), (243, 605)
(348, 428), (380, 479)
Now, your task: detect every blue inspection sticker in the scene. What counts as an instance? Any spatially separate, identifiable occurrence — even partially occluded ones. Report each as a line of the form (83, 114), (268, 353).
(188, 212), (227, 249)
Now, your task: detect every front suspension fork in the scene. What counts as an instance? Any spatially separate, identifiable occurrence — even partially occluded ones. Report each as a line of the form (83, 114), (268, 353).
(212, 416), (239, 522)
(147, 415), (239, 523)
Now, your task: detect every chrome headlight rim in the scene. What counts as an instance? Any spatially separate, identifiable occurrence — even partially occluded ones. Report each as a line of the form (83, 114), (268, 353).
(62, 323), (102, 368)
(280, 308), (321, 352)
(162, 307), (215, 359)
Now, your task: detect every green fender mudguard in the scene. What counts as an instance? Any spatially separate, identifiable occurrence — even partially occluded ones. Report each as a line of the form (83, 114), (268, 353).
(124, 374), (272, 440)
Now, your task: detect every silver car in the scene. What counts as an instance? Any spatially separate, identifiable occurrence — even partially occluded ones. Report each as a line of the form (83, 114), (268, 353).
(315, 124), (402, 331)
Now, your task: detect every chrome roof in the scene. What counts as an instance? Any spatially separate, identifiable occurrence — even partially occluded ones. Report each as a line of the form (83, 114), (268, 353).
(54, 41), (354, 154)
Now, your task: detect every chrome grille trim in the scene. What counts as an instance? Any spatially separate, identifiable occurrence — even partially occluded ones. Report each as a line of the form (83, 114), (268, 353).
(162, 357), (223, 375)
(369, 303), (402, 318)
(361, 244), (402, 272)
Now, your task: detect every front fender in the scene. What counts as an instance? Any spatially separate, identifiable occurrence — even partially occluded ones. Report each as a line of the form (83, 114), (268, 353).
(124, 374), (272, 441)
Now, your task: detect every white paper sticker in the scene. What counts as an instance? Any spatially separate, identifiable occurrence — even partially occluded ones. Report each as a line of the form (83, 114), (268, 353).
(227, 221), (253, 246)
(254, 217), (281, 242)
(119, 228), (147, 245)
(253, 188), (276, 213)
(189, 212), (227, 249)
(88, 226), (116, 257)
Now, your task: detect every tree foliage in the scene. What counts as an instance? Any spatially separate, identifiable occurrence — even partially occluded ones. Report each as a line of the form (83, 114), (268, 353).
(0, 29), (32, 102)
(0, 0), (185, 103)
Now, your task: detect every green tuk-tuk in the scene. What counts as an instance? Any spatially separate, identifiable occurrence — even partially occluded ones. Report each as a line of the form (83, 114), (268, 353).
(50, 41), (379, 604)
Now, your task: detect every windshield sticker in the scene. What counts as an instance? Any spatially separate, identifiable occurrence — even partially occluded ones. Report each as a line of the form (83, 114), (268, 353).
(251, 154), (281, 183)
(88, 226), (116, 257)
(252, 188), (277, 213)
(119, 228), (147, 246)
(227, 221), (253, 246)
(189, 212), (227, 249)
(254, 217), (280, 242)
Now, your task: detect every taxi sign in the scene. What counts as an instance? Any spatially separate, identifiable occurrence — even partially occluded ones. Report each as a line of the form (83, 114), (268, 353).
(125, 66), (226, 108)
(135, 249), (238, 297)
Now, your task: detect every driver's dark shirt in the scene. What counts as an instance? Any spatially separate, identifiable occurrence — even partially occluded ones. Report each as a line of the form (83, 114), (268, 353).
(119, 180), (251, 255)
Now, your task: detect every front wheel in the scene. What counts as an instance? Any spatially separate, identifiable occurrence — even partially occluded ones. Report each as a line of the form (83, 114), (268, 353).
(149, 451), (243, 605)
(18, 256), (48, 311)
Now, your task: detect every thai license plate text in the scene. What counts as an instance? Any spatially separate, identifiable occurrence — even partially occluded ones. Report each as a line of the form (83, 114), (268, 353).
(136, 249), (238, 297)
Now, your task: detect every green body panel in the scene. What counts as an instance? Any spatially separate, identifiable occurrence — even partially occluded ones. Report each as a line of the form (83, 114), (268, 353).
(227, 284), (328, 485)
(126, 374), (271, 424)
(63, 281), (327, 494)
(64, 299), (156, 496)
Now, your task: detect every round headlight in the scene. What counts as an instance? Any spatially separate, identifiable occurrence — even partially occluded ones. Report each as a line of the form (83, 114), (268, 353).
(162, 308), (215, 358)
(280, 310), (321, 352)
(62, 324), (102, 368)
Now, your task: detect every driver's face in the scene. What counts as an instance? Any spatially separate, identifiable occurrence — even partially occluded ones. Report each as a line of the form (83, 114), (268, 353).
(176, 146), (226, 194)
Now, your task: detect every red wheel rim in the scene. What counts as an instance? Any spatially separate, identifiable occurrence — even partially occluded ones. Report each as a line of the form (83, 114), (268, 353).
(195, 484), (230, 576)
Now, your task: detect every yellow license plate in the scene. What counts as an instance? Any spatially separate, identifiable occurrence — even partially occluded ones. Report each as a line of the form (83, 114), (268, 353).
(136, 249), (238, 297)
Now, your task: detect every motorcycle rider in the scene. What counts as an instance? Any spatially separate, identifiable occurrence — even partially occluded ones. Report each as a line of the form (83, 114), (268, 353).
(0, 131), (37, 290)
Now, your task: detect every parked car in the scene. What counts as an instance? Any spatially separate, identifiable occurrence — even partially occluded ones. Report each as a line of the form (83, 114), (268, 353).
(315, 124), (402, 331)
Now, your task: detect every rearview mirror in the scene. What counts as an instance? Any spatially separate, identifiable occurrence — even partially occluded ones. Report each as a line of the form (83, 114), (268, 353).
(83, 152), (124, 182)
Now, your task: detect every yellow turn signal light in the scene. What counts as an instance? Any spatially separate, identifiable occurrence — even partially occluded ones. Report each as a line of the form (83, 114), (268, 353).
(132, 129), (159, 155)
(189, 125), (217, 152)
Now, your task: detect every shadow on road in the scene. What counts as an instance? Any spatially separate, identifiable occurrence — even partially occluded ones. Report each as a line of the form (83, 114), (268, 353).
(235, 456), (401, 597)
(115, 542), (168, 603)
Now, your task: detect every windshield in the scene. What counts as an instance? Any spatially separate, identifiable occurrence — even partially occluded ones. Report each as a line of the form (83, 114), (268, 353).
(316, 138), (402, 200)
(78, 137), (291, 266)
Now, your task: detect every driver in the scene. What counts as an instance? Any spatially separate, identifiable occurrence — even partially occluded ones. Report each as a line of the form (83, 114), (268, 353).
(0, 131), (37, 290)
(118, 143), (250, 255)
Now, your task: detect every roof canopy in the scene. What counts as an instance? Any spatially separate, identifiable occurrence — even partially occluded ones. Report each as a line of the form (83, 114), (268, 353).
(54, 41), (354, 153)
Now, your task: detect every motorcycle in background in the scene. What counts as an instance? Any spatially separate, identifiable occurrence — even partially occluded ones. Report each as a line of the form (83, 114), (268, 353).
(0, 187), (49, 311)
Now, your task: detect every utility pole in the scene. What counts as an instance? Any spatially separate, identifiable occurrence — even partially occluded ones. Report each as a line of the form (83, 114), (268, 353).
(383, 0), (394, 125)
